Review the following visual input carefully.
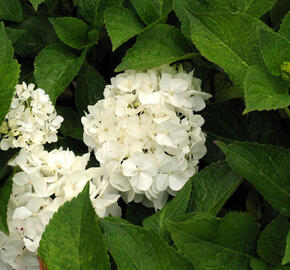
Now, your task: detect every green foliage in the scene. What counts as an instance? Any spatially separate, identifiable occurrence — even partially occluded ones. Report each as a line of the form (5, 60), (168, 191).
(257, 215), (290, 265)
(75, 62), (105, 116)
(244, 66), (290, 113)
(104, 7), (145, 50)
(166, 212), (259, 270)
(260, 29), (290, 76)
(34, 45), (86, 103)
(28, 0), (46, 10)
(283, 232), (290, 265)
(217, 142), (290, 217)
(0, 23), (20, 124)
(116, 24), (195, 71)
(0, 0), (23, 22)
(202, 99), (289, 162)
(0, 0), (289, 268)
(129, 0), (172, 25)
(5, 27), (26, 44)
(144, 162), (242, 235)
(56, 106), (83, 140)
(0, 174), (13, 234)
(49, 17), (98, 49)
(13, 15), (59, 56)
(279, 12), (290, 39)
(100, 217), (192, 270)
(174, 0), (268, 92)
(39, 183), (110, 270)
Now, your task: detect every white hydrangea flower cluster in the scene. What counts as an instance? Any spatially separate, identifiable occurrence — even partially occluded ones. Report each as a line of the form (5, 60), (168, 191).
(0, 82), (64, 151)
(0, 83), (121, 269)
(82, 65), (211, 210)
(1, 146), (121, 269)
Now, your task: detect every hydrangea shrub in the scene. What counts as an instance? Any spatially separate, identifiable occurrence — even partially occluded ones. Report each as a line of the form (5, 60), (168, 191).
(0, 0), (289, 269)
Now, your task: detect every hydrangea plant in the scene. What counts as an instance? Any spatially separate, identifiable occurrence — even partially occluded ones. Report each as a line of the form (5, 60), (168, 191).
(0, 0), (289, 270)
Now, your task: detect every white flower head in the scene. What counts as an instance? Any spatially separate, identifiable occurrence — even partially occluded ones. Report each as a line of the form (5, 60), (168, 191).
(0, 82), (64, 151)
(82, 64), (211, 210)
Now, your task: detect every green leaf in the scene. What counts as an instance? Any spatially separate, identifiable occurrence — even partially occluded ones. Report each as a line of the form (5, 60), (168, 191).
(0, 174), (13, 234)
(166, 212), (259, 270)
(75, 62), (105, 116)
(77, 0), (100, 25)
(0, 0), (23, 22)
(143, 178), (192, 235)
(39, 183), (110, 270)
(279, 12), (290, 40)
(104, 7), (145, 50)
(77, 0), (123, 28)
(100, 217), (192, 270)
(34, 45), (86, 104)
(244, 0), (277, 18)
(202, 99), (289, 163)
(14, 15), (59, 56)
(282, 231), (290, 265)
(172, 0), (275, 18)
(174, 1), (268, 92)
(257, 215), (290, 265)
(0, 22), (20, 124)
(260, 29), (290, 76)
(243, 66), (290, 113)
(250, 258), (290, 270)
(49, 17), (96, 49)
(28, 0), (46, 10)
(129, 0), (172, 25)
(5, 27), (26, 44)
(216, 141), (290, 217)
(250, 258), (270, 270)
(116, 24), (195, 71)
(144, 162), (242, 235)
(186, 162), (243, 214)
(56, 106), (83, 140)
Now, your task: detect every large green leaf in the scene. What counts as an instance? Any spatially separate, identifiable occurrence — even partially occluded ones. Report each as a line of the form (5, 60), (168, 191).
(0, 174), (13, 234)
(104, 7), (145, 50)
(100, 217), (192, 270)
(257, 215), (290, 265)
(0, 22), (20, 124)
(39, 183), (110, 270)
(0, 0), (23, 22)
(279, 12), (290, 40)
(166, 212), (259, 270)
(243, 66), (290, 113)
(174, 0), (268, 92)
(49, 17), (97, 49)
(202, 99), (289, 163)
(75, 62), (105, 116)
(56, 106), (83, 140)
(13, 15), (59, 56)
(144, 162), (242, 235)
(116, 24), (195, 71)
(34, 44), (86, 104)
(217, 141), (290, 217)
(260, 29), (290, 76)
(282, 231), (290, 265)
(129, 0), (172, 25)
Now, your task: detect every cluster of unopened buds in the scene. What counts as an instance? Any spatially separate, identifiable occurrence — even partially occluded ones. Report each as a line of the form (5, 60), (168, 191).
(0, 64), (211, 269)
